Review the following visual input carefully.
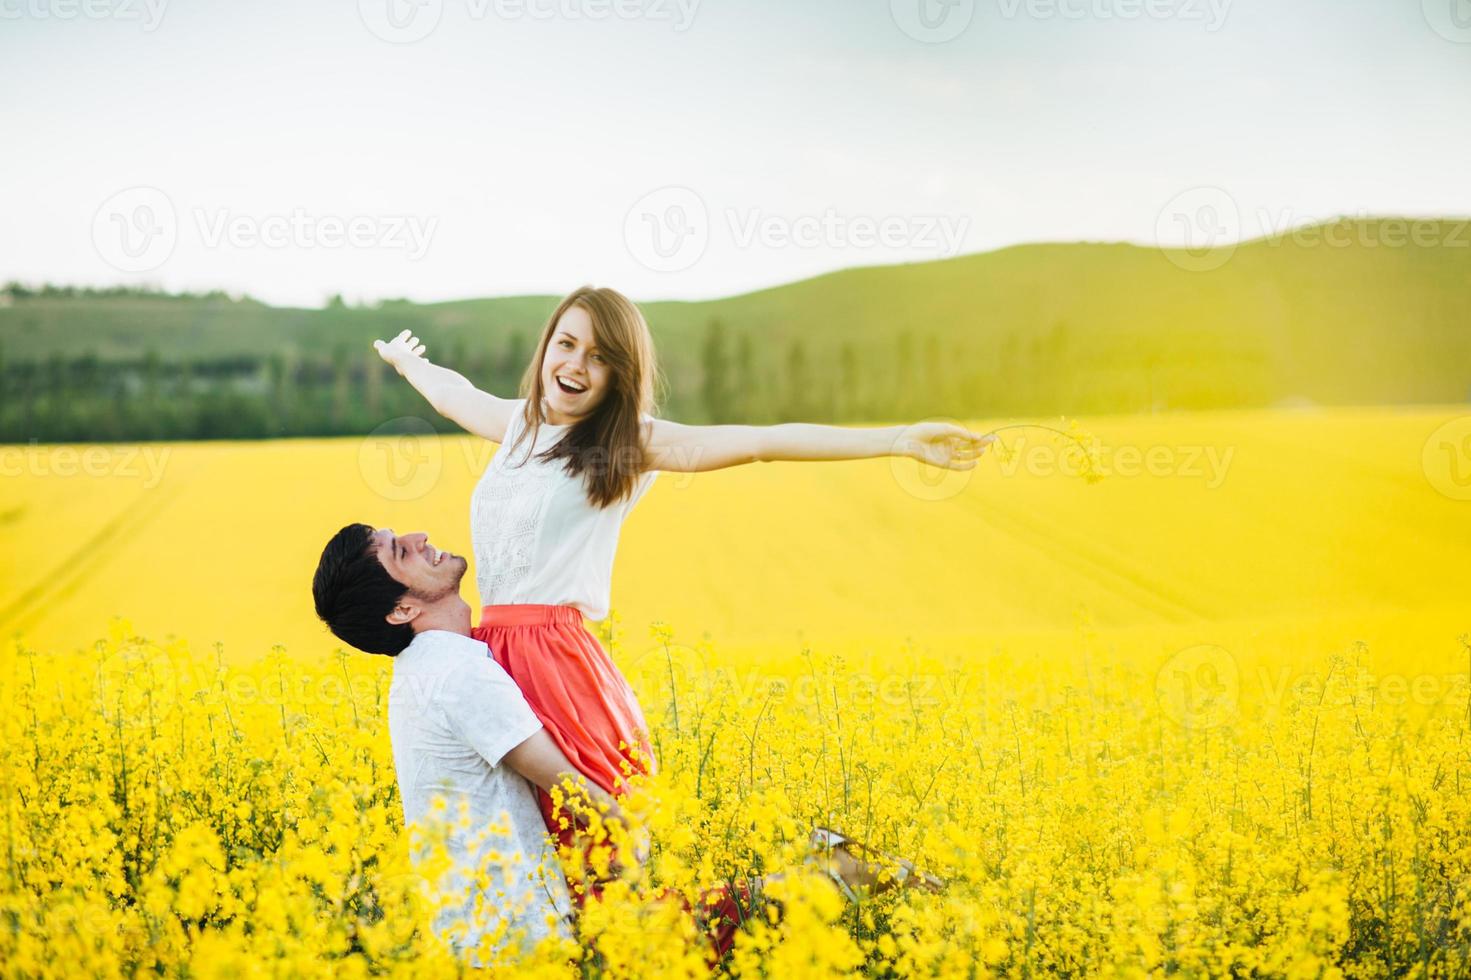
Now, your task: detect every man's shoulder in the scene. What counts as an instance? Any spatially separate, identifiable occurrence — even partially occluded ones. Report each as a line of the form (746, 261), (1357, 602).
(400, 629), (492, 665)
(399, 631), (523, 703)
(390, 632), (495, 703)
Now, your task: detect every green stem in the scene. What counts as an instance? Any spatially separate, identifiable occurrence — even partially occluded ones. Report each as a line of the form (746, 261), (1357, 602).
(984, 422), (1094, 452)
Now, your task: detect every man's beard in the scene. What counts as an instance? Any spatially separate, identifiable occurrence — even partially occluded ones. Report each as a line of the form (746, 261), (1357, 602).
(408, 557), (466, 604)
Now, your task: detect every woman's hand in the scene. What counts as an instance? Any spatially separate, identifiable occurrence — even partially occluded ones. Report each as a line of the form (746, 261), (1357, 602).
(895, 422), (996, 470)
(372, 329), (428, 374)
(368, 329), (517, 442)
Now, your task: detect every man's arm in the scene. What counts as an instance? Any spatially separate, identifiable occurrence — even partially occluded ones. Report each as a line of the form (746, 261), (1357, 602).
(502, 728), (623, 824)
(441, 647), (639, 856)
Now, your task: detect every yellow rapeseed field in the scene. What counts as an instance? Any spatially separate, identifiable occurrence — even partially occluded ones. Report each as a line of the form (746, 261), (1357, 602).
(2, 407), (1469, 976)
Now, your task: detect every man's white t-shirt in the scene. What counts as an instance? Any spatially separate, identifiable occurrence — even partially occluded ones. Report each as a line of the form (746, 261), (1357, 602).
(471, 398), (658, 621)
(387, 628), (573, 961)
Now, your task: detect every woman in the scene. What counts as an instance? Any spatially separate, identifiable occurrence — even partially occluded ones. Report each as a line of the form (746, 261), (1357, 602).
(372, 286), (984, 909)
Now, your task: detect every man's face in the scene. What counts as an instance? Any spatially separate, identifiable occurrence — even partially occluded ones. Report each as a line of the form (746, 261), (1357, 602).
(370, 528), (467, 602)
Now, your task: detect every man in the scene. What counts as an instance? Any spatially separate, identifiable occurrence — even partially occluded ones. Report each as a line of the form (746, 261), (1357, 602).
(311, 523), (616, 962)
(312, 522), (940, 966)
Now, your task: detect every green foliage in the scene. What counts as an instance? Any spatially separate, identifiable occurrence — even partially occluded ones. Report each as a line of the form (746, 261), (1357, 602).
(2, 219), (1468, 442)
(701, 319), (732, 424)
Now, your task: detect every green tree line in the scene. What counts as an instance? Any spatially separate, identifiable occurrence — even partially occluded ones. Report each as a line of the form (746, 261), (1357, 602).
(1, 319), (1061, 442)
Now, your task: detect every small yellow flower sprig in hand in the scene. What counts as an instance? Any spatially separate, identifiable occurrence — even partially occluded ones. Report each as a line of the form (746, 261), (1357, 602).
(984, 416), (1105, 484)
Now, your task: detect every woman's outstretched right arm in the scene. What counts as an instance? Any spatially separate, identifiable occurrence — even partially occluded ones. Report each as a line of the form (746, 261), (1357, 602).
(373, 329), (518, 443)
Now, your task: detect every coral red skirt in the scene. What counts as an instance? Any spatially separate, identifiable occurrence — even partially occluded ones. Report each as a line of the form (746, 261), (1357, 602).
(471, 604), (655, 839)
(473, 604), (751, 959)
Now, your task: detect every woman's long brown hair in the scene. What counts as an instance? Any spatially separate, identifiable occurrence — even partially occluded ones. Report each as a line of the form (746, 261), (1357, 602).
(505, 286), (659, 508)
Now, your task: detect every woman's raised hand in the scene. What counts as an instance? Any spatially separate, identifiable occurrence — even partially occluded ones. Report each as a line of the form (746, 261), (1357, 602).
(372, 329), (428, 373)
(897, 421), (996, 470)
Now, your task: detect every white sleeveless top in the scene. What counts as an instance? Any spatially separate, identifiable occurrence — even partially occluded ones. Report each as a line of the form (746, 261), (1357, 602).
(470, 399), (658, 621)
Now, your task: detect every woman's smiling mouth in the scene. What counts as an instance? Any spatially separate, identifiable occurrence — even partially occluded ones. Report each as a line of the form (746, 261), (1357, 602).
(555, 376), (587, 395)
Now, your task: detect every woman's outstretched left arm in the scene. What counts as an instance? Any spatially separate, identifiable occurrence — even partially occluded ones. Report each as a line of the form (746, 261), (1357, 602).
(644, 419), (995, 473)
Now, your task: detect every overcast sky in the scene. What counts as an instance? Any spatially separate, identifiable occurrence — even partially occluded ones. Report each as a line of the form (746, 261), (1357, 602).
(4, 0), (1469, 307)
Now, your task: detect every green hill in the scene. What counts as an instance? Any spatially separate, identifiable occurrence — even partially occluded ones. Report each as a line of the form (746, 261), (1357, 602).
(2, 217), (1467, 441)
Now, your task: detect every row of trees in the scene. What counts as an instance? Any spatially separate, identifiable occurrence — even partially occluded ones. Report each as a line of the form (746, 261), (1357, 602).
(698, 320), (973, 424)
(0, 340), (533, 442)
(0, 282), (252, 304)
(2, 329), (987, 443)
(1, 317), (1260, 442)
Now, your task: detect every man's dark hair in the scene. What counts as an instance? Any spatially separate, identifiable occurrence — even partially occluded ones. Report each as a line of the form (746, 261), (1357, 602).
(312, 523), (414, 655)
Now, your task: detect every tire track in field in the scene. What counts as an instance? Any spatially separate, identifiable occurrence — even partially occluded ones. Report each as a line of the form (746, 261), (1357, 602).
(0, 479), (186, 640)
(970, 493), (1214, 624)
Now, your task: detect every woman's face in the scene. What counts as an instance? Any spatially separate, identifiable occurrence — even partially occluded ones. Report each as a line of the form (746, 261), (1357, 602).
(540, 305), (611, 424)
